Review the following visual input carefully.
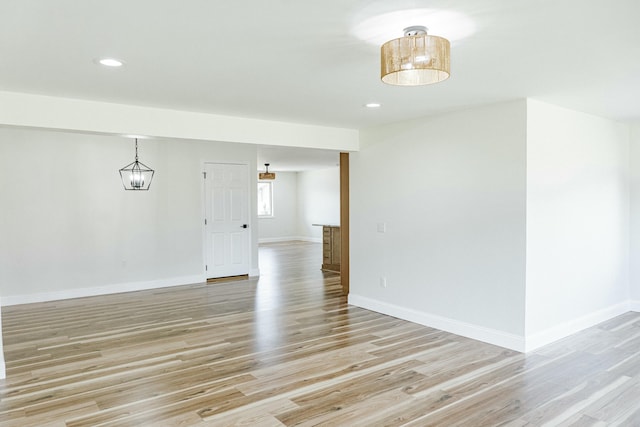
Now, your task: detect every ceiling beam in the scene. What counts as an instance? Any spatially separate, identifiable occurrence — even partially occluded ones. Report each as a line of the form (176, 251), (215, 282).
(0, 91), (359, 151)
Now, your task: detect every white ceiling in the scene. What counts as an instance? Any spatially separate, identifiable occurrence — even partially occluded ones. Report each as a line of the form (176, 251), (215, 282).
(2, 0), (639, 169)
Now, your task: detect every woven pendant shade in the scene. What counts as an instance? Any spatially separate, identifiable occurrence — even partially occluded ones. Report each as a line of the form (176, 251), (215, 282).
(259, 163), (275, 180)
(381, 26), (450, 86)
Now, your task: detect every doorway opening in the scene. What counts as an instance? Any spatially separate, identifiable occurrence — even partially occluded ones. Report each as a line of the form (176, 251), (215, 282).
(255, 148), (349, 295)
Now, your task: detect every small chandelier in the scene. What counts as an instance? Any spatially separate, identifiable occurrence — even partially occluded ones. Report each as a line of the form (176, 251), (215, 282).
(381, 26), (450, 86)
(119, 138), (155, 190)
(259, 163), (276, 180)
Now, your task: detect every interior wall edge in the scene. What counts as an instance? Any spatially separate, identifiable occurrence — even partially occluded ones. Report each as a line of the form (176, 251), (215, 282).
(348, 293), (526, 352)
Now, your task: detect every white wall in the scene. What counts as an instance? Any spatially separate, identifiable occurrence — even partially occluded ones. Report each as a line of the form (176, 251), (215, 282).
(0, 127), (258, 304)
(525, 100), (630, 349)
(349, 100), (528, 350)
(631, 124), (640, 306)
(296, 167), (341, 241)
(257, 168), (340, 243)
(258, 172), (298, 242)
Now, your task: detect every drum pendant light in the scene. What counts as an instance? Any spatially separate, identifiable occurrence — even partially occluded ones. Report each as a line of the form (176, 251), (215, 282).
(381, 26), (450, 86)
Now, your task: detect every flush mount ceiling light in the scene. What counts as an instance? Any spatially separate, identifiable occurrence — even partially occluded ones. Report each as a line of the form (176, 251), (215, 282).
(381, 25), (450, 86)
(119, 138), (155, 190)
(365, 103), (381, 108)
(259, 163), (276, 180)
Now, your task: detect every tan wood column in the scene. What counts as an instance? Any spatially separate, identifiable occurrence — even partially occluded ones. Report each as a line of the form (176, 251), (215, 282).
(340, 152), (350, 296)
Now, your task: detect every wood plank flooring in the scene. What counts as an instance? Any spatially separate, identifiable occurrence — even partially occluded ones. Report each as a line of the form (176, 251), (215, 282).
(2, 241), (640, 426)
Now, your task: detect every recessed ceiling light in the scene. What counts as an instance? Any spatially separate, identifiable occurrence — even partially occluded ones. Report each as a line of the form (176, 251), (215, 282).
(365, 103), (381, 108)
(97, 58), (124, 67)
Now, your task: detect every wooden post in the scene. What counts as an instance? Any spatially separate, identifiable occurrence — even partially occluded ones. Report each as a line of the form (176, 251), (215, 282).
(340, 152), (350, 296)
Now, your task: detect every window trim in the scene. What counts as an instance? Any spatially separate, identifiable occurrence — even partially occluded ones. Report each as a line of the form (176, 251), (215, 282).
(257, 180), (274, 218)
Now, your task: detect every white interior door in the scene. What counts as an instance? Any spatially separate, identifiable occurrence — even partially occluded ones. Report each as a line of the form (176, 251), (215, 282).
(204, 163), (250, 278)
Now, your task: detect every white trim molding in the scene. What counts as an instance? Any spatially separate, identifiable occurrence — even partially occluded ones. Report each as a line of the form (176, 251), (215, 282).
(258, 237), (300, 244)
(349, 295), (636, 353)
(348, 294), (526, 352)
(258, 237), (322, 244)
(524, 301), (631, 352)
(1, 275), (206, 307)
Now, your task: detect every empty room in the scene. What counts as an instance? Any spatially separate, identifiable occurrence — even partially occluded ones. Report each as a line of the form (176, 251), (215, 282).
(2, 1), (640, 425)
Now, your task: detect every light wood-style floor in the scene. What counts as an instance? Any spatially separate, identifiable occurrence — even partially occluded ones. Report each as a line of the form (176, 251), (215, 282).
(2, 241), (640, 426)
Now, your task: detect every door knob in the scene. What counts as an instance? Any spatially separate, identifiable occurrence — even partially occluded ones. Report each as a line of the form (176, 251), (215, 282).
(241, 224), (248, 229)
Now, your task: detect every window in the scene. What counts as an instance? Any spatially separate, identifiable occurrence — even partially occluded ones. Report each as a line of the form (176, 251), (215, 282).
(258, 181), (273, 217)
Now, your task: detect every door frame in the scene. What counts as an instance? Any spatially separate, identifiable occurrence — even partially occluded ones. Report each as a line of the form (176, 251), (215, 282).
(201, 161), (254, 279)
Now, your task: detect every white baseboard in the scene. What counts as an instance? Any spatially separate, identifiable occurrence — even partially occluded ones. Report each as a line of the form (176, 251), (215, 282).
(348, 294), (526, 352)
(296, 236), (322, 243)
(259, 236), (322, 244)
(259, 237), (299, 243)
(348, 295), (637, 353)
(524, 301), (631, 352)
(1, 274), (206, 307)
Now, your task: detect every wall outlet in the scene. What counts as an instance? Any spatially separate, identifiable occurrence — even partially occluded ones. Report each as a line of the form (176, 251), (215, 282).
(377, 222), (386, 233)
(380, 277), (387, 288)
